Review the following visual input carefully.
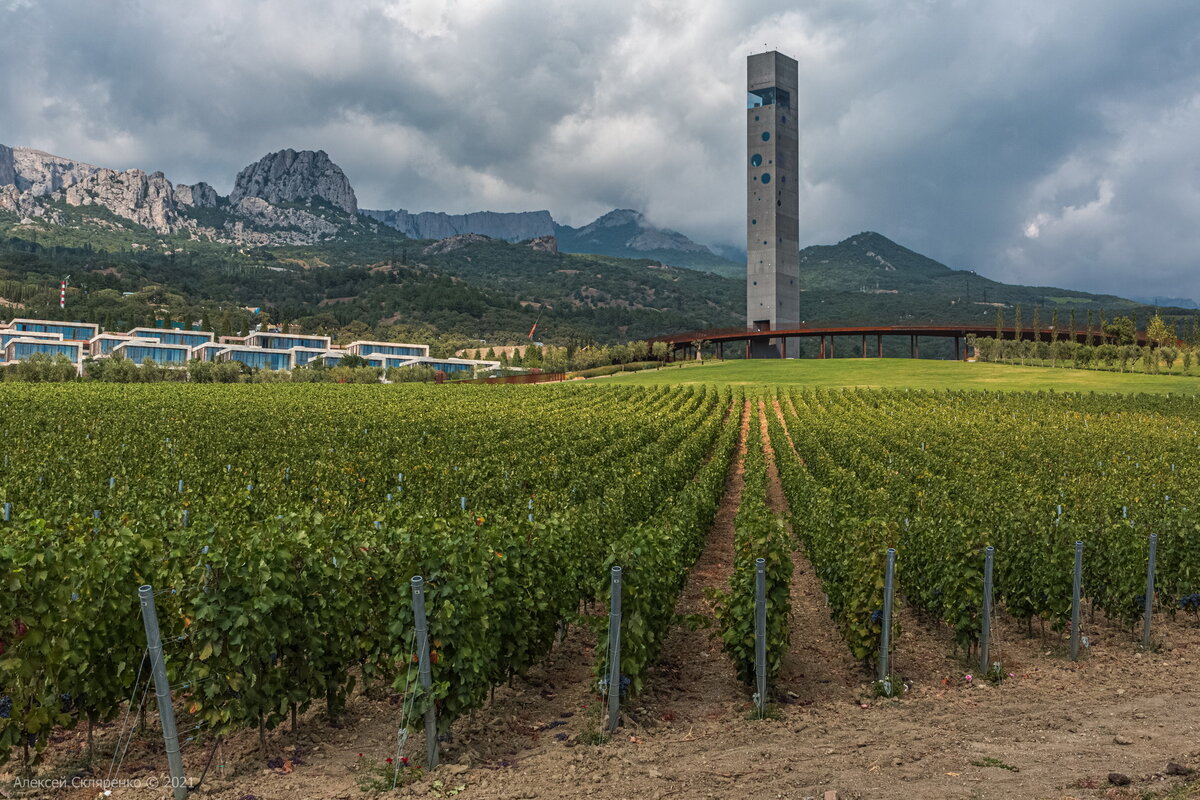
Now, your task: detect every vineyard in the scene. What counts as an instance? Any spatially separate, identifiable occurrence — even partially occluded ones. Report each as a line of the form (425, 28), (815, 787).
(2, 382), (1200, 796)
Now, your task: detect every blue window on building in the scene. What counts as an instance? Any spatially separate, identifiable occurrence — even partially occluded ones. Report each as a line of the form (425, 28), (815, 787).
(2, 332), (59, 348)
(761, 173), (771, 184)
(293, 350), (322, 366)
(14, 322), (95, 340)
(258, 335), (328, 351)
(193, 347), (220, 362)
(761, 131), (771, 142)
(121, 345), (188, 364)
(427, 362), (472, 373)
(227, 350), (292, 370)
(132, 330), (211, 347)
(750, 154), (762, 167)
(748, 87), (790, 108)
(358, 343), (424, 357)
(10, 341), (79, 360)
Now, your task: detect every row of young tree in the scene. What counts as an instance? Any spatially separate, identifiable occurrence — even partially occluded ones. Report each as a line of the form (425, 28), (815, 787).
(974, 310), (1198, 374)
(974, 337), (1194, 374)
(461, 339), (670, 371)
(993, 307), (1199, 348)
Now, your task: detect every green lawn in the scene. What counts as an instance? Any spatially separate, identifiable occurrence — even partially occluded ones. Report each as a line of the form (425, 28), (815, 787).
(594, 358), (1200, 394)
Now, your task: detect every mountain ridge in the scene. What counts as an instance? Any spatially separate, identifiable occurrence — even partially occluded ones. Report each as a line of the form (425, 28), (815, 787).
(0, 145), (368, 246)
(0, 144), (738, 273)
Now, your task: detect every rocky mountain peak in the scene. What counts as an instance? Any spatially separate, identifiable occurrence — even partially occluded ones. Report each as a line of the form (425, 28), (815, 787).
(559, 208), (715, 256)
(174, 181), (219, 208)
(63, 168), (179, 232)
(0, 144), (102, 195)
(228, 149), (358, 215)
(0, 145), (15, 187)
(587, 208), (643, 230)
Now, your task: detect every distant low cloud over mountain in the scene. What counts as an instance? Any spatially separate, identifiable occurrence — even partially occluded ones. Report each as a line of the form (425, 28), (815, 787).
(362, 208), (555, 243)
(2, 1), (1199, 301)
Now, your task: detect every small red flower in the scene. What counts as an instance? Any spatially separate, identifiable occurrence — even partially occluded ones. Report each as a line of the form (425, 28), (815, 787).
(401, 757), (408, 765)
(386, 757), (393, 764)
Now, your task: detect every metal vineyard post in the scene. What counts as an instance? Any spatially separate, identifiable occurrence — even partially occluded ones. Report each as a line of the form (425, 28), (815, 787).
(138, 585), (188, 800)
(410, 576), (439, 769)
(754, 558), (767, 717)
(606, 566), (623, 733)
(879, 549), (896, 683)
(1070, 542), (1083, 660)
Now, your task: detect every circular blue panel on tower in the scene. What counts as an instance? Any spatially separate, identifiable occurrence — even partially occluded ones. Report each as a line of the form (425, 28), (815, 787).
(761, 173), (771, 184)
(750, 154), (762, 167)
(761, 131), (771, 142)
(751, 218), (757, 224)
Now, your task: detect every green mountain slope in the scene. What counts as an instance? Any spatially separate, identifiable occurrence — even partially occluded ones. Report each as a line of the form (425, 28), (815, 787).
(2, 203), (1194, 351)
(796, 231), (1149, 327)
(0, 212), (741, 346)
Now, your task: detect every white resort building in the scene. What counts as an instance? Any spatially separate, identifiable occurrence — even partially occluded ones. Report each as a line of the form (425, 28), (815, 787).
(0, 318), (501, 378)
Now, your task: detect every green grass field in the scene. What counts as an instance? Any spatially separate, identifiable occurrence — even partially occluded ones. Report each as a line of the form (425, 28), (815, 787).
(595, 358), (1200, 394)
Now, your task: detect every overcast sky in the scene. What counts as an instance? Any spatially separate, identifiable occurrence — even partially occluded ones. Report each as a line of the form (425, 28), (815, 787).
(3, 0), (1199, 300)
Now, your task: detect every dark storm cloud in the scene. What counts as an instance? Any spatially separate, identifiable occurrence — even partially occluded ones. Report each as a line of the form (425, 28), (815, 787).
(2, 0), (1199, 300)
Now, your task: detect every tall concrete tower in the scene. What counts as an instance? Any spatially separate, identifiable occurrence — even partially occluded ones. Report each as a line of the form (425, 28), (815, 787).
(746, 51), (800, 357)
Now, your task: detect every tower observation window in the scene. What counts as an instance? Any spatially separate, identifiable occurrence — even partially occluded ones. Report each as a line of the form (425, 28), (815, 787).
(747, 87), (790, 108)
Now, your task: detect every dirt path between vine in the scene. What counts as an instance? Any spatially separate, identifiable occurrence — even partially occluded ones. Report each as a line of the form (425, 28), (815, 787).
(767, 396), (866, 705)
(634, 397), (752, 724)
